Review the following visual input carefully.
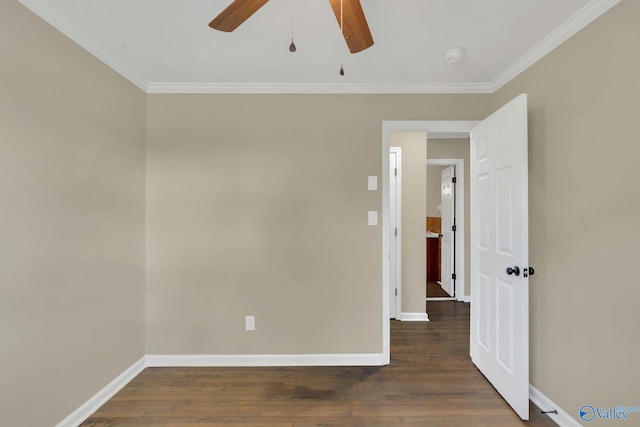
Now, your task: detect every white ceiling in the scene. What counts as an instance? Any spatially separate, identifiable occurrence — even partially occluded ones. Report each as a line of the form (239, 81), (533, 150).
(18, 0), (619, 93)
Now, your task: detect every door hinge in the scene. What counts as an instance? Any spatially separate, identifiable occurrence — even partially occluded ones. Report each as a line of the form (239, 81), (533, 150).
(452, 273), (457, 280)
(452, 176), (457, 183)
(395, 288), (398, 296)
(394, 168), (397, 177)
(452, 225), (457, 232)
(395, 227), (398, 237)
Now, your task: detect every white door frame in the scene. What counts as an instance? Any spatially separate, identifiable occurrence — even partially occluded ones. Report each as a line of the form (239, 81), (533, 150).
(382, 121), (479, 364)
(426, 158), (465, 302)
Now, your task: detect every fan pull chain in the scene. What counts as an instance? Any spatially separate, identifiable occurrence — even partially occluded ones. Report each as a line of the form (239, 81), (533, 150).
(289, 0), (296, 52)
(339, 0), (344, 75)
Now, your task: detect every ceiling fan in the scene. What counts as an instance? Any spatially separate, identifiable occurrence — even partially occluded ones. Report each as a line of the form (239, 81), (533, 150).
(209, 0), (374, 53)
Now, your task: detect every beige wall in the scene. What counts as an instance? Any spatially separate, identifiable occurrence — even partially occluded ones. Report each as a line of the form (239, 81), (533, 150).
(8, 0), (638, 424)
(0, 2), (146, 427)
(490, 0), (640, 423)
(145, 95), (491, 354)
(427, 165), (446, 218)
(427, 139), (471, 298)
(390, 132), (427, 315)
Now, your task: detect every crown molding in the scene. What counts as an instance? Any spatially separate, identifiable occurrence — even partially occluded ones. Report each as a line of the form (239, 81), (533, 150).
(16, 0), (148, 92)
(19, 0), (620, 95)
(146, 82), (493, 95)
(489, 0), (621, 92)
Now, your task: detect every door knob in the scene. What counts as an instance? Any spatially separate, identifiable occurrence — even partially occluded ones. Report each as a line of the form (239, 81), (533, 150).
(524, 267), (535, 278)
(506, 266), (520, 276)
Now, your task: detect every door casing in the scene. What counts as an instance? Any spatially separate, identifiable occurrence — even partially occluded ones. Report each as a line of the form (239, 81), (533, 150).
(381, 121), (479, 364)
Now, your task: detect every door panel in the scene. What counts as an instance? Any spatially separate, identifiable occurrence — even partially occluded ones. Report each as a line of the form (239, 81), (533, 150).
(497, 166), (514, 255)
(470, 94), (529, 420)
(477, 173), (491, 250)
(477, 271), (491, 352)
(440, 166), (455, 297)
(496, 279), (515, 373)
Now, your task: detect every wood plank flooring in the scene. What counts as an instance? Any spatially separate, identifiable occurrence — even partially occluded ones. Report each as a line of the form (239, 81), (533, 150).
(81, 301), (556, 426)
(426, 282), (451, 298)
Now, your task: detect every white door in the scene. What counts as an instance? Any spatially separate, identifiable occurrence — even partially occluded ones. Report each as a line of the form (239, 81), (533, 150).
(440, 166), (455, 297)
(470, 94), (529, 419)
(389, 148), (401, 319)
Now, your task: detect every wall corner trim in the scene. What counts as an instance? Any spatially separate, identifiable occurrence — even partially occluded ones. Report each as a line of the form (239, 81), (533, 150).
(529, 384), (583, 427)
(146, 353), (386, 367)
(54, 356), (147, 427)
(400, 312), (430, 322)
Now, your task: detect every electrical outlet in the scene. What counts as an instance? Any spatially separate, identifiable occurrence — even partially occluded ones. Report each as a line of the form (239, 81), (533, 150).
(245, 315), (255, 331)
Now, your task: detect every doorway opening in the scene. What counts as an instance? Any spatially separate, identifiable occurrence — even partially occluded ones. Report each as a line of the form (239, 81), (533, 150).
(382, 95), (530, 420)
(426, 159), (465, 302)
(381, 121), (478, 364)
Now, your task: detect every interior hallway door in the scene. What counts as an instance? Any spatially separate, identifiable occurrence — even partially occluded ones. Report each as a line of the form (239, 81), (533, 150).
(440, 165), (455, 297)
(470, 94), (530, 419)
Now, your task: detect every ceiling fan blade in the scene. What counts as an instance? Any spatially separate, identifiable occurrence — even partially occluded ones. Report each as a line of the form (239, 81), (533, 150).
(209, 0), (270, 32)
(328, 0), (374, 53)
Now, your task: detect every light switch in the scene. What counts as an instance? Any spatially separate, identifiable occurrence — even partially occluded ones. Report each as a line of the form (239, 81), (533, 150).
(368, 211), (378, 226)
(368, 176), (378, 191)
(245, 315), (255, 331)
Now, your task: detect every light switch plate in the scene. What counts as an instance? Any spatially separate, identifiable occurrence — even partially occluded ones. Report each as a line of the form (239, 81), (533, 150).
(368, 176), (378, 191)
(245, 315), (255, 331)
(368, 211), (378, 226)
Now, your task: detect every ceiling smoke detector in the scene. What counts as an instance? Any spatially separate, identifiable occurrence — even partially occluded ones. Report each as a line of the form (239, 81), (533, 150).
(444, 48), (465, 64)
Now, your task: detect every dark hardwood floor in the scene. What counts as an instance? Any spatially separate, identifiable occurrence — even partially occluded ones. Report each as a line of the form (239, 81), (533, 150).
(81, 301), (556, 426)
(426, 282), (451, 298)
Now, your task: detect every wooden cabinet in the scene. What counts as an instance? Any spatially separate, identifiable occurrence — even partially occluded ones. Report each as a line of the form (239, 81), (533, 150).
(426, 237), (440, 283)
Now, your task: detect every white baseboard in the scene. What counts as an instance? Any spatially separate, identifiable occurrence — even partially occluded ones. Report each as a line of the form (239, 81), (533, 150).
(146, 353), (386, 367)
(54, 356), (146, 427)
(55, 352), (385, 426)
(425, 296), (470, 303)
(399, 312), (430, 321)
(530, 384), (582, 427)
(54, 354), (580, 427)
